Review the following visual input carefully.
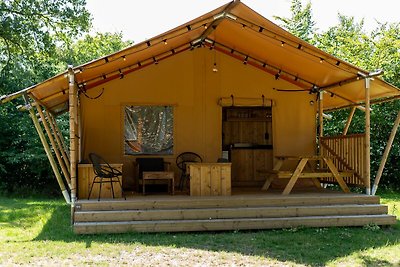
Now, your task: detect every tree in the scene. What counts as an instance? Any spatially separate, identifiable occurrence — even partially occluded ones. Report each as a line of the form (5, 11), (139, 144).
(369, 22), (400, 87)
(0, 31), (131, 195)
(0, 1), (131, 195)
(274, 0), (316, 42)
(276, 0), (400, 189)
(313, 15), (374, 68)
(0, 0), (91, 77)
(315, 16), (400, 190)
(59, 32), (133, 66)
(0, 0), (90, 195)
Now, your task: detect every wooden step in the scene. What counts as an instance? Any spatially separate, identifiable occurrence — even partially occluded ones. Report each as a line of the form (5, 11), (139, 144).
(75, 194), (381, 211)
(74, 214), (397, 234)
(74, 204), (388, 222)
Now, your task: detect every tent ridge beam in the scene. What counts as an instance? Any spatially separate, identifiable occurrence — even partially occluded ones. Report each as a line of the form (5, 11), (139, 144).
(197, 0), (240, 43)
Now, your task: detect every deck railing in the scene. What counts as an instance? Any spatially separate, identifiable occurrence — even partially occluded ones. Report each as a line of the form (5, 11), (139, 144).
(320, 134), (366, 186)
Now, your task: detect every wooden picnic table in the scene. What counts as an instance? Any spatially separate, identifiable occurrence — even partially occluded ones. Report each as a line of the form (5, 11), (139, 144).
(260, 155), (351, 195)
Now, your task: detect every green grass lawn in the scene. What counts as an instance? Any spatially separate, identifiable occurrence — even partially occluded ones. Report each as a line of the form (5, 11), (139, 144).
(1, 192), (399, 266)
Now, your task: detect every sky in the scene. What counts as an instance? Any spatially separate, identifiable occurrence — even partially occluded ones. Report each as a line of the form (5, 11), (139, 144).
(86, 0), (399, 43)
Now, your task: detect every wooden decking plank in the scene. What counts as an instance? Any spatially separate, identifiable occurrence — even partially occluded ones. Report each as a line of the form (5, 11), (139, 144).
(74, 204), (388, 222)
(73, 193), (394, 234)
(74, 214), (396, 234)
(76, 194), (382, 211)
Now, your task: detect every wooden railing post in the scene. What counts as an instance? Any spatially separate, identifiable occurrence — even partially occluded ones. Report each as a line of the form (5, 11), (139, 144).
(320, 134), (366, 186)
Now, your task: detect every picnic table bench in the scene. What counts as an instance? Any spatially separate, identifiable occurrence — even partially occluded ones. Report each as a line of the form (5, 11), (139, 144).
(259, 155), (353, 195)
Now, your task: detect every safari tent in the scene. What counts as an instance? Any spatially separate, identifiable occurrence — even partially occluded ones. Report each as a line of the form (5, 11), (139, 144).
(1, 0), (399, 233)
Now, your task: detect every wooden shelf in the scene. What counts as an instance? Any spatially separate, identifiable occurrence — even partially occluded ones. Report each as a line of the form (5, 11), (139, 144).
(225, 107), (272, 122)
(226, 118), (272, 122)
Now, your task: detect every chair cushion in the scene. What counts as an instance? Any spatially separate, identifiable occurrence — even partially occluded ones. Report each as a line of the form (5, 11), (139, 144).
(136, 158), (165, 178)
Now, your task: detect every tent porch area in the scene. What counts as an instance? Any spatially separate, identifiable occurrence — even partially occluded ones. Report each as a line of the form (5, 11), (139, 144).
(73, 190), (396, 234)
(2, 1), (400, 234)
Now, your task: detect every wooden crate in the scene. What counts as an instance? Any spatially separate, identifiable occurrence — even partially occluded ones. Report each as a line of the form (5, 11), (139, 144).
(189, 163), (231, 196)
(78, 164), (123, 199)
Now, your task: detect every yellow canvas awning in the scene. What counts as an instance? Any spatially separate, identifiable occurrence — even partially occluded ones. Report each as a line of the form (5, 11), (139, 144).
(1, 0), (399, 114)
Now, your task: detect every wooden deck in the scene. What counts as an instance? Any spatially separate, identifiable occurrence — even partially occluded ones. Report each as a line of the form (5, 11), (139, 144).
(73, 189), (396, 234)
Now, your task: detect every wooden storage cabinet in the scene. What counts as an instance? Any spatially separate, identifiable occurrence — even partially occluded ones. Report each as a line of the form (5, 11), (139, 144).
(222, 107), (273, 187)
(230, 149), (253, 184)
(189, 163), (231, 196)
(78, 164), (123, 199)
(223, 107), (273, 148)
(231, 149), (273, 187)
(223, 121), (272, 147)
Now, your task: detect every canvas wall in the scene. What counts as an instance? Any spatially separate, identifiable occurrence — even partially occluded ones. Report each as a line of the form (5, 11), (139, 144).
(80, 47), (316, 189)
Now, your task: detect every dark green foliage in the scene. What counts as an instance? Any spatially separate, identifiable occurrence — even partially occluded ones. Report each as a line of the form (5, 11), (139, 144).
(315, 17), (400, 190)
(325, 102), (400, 190)
(60, 32), (133, 66)
(0, 0), (91, 73)
(0, 0), (90, 195)
(370, 102), (400, 190)
(273, 0), (316, 42)
(276, 0), (400, 190)
(0, 1), (131, 195)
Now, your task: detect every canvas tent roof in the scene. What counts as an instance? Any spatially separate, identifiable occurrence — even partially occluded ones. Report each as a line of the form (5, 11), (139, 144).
(1, 0), (399, 114)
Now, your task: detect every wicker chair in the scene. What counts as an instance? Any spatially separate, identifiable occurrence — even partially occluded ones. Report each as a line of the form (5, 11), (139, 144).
(176, 152), (202, 190)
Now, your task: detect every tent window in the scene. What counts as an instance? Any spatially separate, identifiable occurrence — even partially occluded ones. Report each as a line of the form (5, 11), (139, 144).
(124, 106), (173, 155)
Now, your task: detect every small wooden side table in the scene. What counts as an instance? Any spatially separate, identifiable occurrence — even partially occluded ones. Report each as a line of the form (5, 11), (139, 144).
(142, 171), (174, 195)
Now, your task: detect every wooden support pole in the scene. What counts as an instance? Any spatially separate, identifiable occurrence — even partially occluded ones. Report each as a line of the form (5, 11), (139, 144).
(318, 91), (324, 139)
(77, 95), (82, 163)
(318, 92), (324, 172)
(365, 78), (371, 195)
(49, 113), (70, 162)
(35, 103), (71, 188)
(23, 95), (70, 203)
(47, 111), (71, 171)
(372, 110), (400, 195)
(343, 106), (356, 136)
(68, 66), (78, 206)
